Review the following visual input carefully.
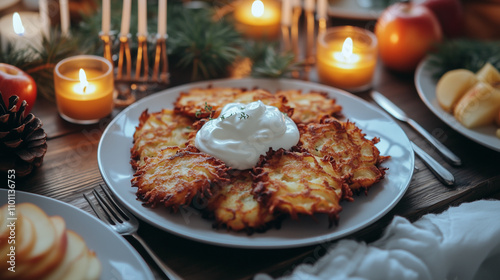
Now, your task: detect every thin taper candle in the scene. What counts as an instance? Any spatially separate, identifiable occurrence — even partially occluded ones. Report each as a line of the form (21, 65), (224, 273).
(281, 0), (291, 26)
(39, 0), (49, 37)
(120, 0), (132, 36)
(102, 0), (110, 35)
(317, 0), (327, 19)
(60, 0), (70, 35)
(158, 0), (167, 37)
(138, 0), (147, 36)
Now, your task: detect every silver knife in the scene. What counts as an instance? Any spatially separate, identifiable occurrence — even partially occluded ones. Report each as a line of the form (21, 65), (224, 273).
(411, 141), (455, 186)
(371, 91), (462, 166)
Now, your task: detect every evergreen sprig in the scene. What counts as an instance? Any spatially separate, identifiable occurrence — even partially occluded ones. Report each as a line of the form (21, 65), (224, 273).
(428, 39), (500, 78)
(168, 8), (243, 81)
(247, 43), (296, 78)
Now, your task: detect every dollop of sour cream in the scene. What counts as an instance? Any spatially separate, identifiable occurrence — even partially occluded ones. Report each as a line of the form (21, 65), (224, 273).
(195, 100), (300, 170)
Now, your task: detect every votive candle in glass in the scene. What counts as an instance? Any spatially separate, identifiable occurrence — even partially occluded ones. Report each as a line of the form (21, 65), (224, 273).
(233, 0), (281, 40)
(316, 26), (378, 92)
(54, 55), (114, 124)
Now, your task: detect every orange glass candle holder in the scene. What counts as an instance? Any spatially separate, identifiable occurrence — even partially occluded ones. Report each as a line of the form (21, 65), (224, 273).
(316, 26), (378, 92)
(54, 55), (114, 124)
(233, 0), (281, 40)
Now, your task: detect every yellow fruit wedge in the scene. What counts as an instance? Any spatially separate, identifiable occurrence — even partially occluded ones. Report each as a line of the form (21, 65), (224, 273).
(454, 82), (500, 128)
(436, 69), (478, 112)
(84, 251), (103, 280)
(476, 63), (500, 87)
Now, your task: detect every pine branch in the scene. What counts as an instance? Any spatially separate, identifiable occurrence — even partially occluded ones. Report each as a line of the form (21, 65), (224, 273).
(428, 39), (500, 78)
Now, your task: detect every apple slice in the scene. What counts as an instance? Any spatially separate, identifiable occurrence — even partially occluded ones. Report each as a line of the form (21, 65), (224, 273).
(84, 251), (102, 280)
(13, 213), (36, 260)
(0, 204), (10, 243)
(16, 203), (57, 262)
(454, 82), (500, 128)
(40, 229), (88, 280)
(436, 69), (478, 112)
(9, 216), (68, 280)
(476, 63), (500, 86)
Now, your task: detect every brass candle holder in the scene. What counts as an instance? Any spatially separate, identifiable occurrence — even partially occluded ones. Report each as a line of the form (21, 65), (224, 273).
(99, 31), (170, 107)
(152, 34), (169, 84)
(117, 34), (132, 81)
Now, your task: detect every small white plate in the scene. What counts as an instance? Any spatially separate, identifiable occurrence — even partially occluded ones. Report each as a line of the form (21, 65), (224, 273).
(415, 57), (500, 152)
(328, 0), (386, 20)
(98, 78), (414, 249)
(0, 189), (154, 280)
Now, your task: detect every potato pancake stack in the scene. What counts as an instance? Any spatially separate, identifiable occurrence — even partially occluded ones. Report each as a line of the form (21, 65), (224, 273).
(130, 86), (388, 232)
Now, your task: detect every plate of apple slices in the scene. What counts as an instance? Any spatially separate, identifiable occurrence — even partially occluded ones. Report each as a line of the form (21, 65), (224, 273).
(0, 189), (154, 280)
(415, 57), (500, 152)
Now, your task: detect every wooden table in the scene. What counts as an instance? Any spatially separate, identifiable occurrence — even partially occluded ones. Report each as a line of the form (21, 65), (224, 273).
(2, 20), (500, 280)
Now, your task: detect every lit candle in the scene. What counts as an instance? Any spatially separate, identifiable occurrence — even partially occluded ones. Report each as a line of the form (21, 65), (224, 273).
(0, 12), (43, 52)
(120, 0), (132, 36)
(60, 0), (70, 36)
(316, 26), (378, 92)
(158, 0), (167, 37)
(54, 55), (115, 124)
(234, 0), (281, 40)
(138, 0), (147, 36)
(102, 0), (111, 36)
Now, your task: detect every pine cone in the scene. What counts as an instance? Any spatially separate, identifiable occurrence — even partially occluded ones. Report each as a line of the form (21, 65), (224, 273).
(0, 92), (47, 177)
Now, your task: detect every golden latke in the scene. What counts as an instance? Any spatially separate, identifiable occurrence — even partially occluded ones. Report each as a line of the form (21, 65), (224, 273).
(206, 171), (277, 232)
(298, 117), (389, 192)
(276, 89), (343, 124)
(174, 87), (293, 119)
(130, 109), (194, 169)
(253, 149), (349, 225)
(132, 147), (229, 211)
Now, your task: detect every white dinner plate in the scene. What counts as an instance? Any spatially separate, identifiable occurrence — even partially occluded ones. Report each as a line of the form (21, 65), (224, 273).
(98, 78), (414, 249)
(415, 57), (500, 152)
(328, 0), (387, 20)
(0, 189), (154, 280)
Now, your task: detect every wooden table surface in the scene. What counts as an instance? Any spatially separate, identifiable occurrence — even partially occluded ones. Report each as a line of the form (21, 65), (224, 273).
(2, 17), (500, 280)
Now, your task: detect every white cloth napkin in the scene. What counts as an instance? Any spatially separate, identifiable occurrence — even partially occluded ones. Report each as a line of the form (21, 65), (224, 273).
(255, 199), (500, 280)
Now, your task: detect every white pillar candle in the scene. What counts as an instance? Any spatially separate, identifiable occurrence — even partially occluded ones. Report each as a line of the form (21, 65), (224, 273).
(158, 0), (167, 37)
(317, 0), (327, 19)
(281, 0), (291, 26)
(120, 0), (132, 36)
(0, 12), (43, 52)
(102, 0), (111, 35)
(138, 0), (147, 36)
(39, 0), (49, 37)
(60, 0), (70, 36)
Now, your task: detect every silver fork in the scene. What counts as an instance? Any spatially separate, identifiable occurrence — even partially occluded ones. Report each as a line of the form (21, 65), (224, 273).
(84, 184), (183, 280)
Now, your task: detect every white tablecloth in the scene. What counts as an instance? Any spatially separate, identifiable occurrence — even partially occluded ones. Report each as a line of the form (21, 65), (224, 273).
(256, 199), (500, 280)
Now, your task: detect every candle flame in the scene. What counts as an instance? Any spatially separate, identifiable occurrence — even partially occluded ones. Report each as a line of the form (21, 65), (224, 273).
(342, 37), (353, 60)
(251, 0), (265, 17)
(12, 12), (25, 35)
(79, 68), (89, 94)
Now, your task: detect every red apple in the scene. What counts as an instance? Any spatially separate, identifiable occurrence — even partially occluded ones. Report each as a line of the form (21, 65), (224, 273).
(0, 63), (37, 114)
(414, 0), (465, 38)
(375, 2), (442, 72)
